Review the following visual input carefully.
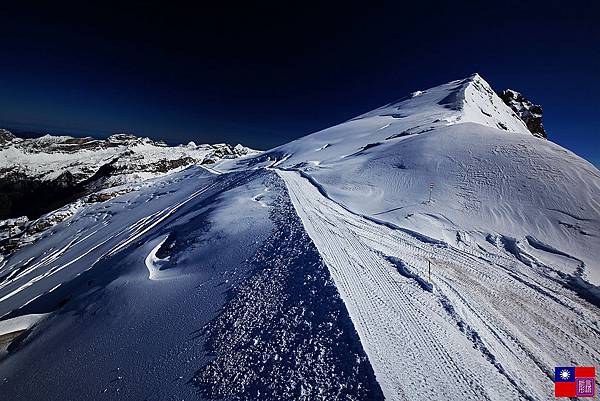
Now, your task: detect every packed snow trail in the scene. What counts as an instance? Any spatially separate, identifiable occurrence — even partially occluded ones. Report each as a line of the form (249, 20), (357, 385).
(278, 169), (600, 401)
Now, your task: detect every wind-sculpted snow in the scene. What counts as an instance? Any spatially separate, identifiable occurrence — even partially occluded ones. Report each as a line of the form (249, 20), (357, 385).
(0, 168), (275, 399)
(0, 168), (382, 400)
(0, 168), (228, 318)
(193, 174), (383, 400)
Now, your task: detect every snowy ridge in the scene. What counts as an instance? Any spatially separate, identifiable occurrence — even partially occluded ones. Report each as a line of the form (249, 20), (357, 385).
(221, 74), (600, 284)
(0, 74), (598, 400)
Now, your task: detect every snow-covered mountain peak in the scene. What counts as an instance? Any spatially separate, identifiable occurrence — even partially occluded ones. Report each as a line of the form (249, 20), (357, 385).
(354, 74), (534, 138)
(220, 73), (599, 285)
(459, 73), (532, 134)
(0, 130), (259, 182)
(106, 133), (169, 146)
(239, 74), (542, 172)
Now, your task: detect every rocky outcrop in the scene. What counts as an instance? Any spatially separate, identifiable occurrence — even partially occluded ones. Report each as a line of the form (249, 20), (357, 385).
(0, 170), (88, 221)
(0, 129), (15, 144)
(498, 89), (547, 139)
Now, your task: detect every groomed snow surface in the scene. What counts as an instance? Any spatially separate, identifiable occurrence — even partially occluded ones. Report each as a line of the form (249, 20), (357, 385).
(1, 74), (599, 400)
(278, 169), (599, 401)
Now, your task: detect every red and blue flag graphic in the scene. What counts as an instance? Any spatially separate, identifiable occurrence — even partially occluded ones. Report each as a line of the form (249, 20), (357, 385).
(554, 366), (595, 397)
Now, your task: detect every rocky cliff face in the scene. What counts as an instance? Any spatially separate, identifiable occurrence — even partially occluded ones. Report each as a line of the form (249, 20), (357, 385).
(0, 129), (15, 144)
(498, 89), (547, 139)
(0, 131), (258, 220)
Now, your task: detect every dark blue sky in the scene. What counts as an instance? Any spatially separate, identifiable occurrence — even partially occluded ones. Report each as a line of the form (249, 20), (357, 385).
(0, 1), (598, 166)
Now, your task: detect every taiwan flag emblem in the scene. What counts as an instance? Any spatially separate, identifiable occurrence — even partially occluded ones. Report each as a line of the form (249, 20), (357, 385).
(554, 366), (595, 397)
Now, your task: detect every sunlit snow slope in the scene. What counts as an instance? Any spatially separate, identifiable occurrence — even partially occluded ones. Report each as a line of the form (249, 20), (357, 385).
(223, 73), (600, 286)
(1, 74), (599, 401)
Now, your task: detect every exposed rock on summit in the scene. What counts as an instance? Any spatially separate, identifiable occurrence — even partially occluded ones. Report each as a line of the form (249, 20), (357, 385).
(498, 89), (547, 139)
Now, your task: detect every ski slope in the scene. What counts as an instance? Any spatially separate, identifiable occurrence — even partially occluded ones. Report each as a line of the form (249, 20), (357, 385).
(279, 169), (600, 401)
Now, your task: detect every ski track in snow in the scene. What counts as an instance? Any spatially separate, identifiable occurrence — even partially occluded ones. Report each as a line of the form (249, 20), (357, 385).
(278, 169), (600, 401)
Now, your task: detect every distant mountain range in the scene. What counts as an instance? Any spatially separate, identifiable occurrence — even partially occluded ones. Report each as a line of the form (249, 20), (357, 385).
(0, 130), (258, 221)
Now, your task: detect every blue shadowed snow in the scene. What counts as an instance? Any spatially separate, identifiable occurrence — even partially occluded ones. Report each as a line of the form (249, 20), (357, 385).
(0, 168), (383, 400)
(193, 173), (383, 400)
